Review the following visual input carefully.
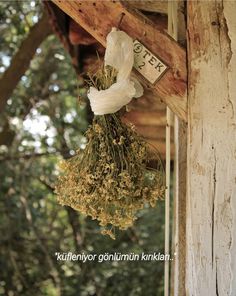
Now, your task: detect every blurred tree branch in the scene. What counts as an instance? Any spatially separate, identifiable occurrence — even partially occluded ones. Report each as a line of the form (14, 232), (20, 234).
(0, 150), (72, 162)
(0, 11), (52, 113)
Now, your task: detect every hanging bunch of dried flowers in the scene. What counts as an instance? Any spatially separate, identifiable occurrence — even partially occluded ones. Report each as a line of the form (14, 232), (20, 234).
(55, 29), (165, 239)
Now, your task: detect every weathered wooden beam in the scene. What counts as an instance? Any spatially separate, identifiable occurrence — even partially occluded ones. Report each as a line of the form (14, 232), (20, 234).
(170, 1), (187, 295)
(172, 119), (187, 296)
(186, 1), (236, 295)
(51, 0), (187, 121)
(128, 89), (166, 111)
(126, 0), (168, 14)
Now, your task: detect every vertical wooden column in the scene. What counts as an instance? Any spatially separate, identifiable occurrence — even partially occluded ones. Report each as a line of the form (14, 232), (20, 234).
(166, 2), (177, 295)
(186, 1), (236, 295)
(172, 119), (187, 296)
(169, 1), (187, 295)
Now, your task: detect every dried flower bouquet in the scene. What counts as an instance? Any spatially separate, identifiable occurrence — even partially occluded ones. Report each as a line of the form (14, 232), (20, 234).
(55, 65), (165, 239)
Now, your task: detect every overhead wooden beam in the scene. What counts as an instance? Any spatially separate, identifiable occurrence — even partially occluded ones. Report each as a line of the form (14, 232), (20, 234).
(51, 0), (187, 121)
(127, 0), (168, 14)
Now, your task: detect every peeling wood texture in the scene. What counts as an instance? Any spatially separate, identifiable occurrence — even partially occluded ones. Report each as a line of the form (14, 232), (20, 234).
(186, 1), (236, 295)
(51, 0), (187, 121)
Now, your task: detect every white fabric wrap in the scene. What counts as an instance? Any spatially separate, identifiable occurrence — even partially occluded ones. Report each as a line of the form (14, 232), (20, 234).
(87, 28), (143, 115)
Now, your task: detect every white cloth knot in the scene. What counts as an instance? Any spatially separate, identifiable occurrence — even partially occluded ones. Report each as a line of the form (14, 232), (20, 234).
(87, 28), (143, 115)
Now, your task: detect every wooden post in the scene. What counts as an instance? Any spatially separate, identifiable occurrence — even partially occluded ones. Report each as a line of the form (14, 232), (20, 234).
(186, 1), (236, 295)
(173, 119), (187, 296)
(166, 2), (177, 295)
(171, 2), (187, 296)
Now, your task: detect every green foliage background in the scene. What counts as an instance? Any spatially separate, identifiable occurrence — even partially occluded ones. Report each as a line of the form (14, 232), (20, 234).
(0, 1), (167, 295)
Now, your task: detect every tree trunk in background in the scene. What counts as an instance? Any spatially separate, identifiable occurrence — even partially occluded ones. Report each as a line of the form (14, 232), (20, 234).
(186, 1), (236, 295)
(0, 12), (52, 113)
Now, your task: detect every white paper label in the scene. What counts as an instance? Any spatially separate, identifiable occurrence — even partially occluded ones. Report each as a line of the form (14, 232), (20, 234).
(133, 40), (168, 84)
